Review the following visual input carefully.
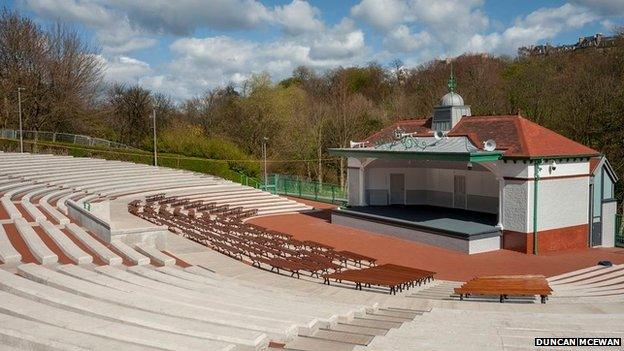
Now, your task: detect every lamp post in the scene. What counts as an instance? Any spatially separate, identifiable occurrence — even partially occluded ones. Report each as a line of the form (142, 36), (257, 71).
(152, 108), (157, 166)
(17, 87), (24, 153)
(262, 137), (268, 189)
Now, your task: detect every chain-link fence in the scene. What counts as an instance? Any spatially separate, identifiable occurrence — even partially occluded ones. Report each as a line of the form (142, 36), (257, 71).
(617, 214), (623, 247)
(0, 129), (133, 149)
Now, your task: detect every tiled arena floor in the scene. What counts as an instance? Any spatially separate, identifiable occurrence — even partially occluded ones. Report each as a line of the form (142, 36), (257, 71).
(250, 200), (624, 281)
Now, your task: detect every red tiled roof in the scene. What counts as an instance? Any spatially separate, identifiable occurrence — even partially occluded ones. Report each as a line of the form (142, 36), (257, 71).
(364, 115), (600, 158)
(589, 157), (602, 174)
(363, 118), (432, 144)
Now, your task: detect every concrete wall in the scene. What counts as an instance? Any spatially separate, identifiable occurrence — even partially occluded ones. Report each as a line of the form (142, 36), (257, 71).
(347, 167), (361, 206)
(331, 212), (501, 254)
(602, 200), (617, 248)
(502, 180), (530, 233)
(66, 199), (169, 249)
(66, 200), (112, 242)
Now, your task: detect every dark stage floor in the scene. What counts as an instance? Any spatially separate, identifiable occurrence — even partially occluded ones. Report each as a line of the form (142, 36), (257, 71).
(341, 205), (499, 236)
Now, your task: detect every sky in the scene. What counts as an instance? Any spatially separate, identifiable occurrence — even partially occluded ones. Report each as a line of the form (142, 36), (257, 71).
(8, 0), (624, 100)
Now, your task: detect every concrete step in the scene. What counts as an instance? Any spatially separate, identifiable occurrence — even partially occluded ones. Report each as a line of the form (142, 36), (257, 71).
(131, 265), (366, 322)
(311, 329), (373, 345)
(62, 264), (321, 336)
(134, 243), (175, 266)
(110, 240), (149, 265)
(0, 224), (21, 264)
(39, 220), (92, 264)
(371, 308), (422, 320)
(0, 311), (159, 351)
(0, 289), (237, 351)
(14, 218), (57, 264)
(65, 223), (122, 265)
(361, 313), (412, 323)
(330, 324), (388, 336)
(13, 264), (269, 349)
(347, 317), (402, 330)
(285, 336), (356, 351)
(548, 265), (609, 281)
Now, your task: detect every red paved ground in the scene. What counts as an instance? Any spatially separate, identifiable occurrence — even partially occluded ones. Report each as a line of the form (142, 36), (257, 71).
(250, 201), (624, 281)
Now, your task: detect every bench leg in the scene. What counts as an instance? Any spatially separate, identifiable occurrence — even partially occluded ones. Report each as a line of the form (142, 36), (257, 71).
(541, 295), (546, 304)
(459, 294), (463, 301)
(500, 295), (504, 303)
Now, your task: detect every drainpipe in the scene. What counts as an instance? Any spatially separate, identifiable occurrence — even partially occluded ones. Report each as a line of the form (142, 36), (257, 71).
(533, 159), (543, 255)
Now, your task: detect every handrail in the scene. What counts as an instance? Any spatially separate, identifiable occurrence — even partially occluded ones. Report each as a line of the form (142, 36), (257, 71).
(0, 128), (134, 150)
(617, 214), (623, 248)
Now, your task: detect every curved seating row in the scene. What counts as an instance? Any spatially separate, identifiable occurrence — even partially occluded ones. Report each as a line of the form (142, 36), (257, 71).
(0, 152), (311, 268)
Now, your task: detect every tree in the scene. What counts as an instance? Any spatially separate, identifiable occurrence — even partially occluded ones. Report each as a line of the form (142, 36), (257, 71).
(0, 9), (103, 133)
(106, 84), (153, 147)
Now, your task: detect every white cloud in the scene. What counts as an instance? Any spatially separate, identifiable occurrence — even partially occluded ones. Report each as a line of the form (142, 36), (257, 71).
(351, 0), (488, 56)
(148, 19), (370, 100)
(310, 19), (366, 60)
(21, 0), (114, 27)
(98, 55), (152, 84)
(351, 0), (410, 31)
(109, 0), (272, 35)
(383, 25), (432, 53)
(273, 0), (324, 36)
(569, 0), (624, 16)
(21, 0), (612, 100)
(466, 3), (600, 54)
(21, 0), (157, 54)
(95, 22), (158, 54)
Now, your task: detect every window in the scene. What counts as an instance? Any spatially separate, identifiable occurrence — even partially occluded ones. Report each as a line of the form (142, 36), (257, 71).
(603, 168), (614, 200)
(593, 170), (602, 217)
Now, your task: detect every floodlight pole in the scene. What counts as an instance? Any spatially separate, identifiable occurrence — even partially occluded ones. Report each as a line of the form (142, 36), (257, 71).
(17, 87), (24, 153)
(152, 109), (157, 166)
(262, 137), (268, 189)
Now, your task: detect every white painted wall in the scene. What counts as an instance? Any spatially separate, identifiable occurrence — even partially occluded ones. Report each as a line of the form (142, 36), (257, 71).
(530, 160), (589, 179)
(527, 176), (590, 232)
(499, 160), (589, 179)
(363, 164), (498, 213)
(601, 201), (617, 247)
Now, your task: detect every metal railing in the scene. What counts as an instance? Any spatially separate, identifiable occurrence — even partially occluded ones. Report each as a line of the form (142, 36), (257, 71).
(0, 128), (133, 149)
(235, 173), (347, 204)
(616, 214), (623, 248)
(267, 174), (347, 204)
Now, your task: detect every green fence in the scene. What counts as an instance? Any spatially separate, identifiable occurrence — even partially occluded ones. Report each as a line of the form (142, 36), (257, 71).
(266, 174), (347, 205)
(617, 214), (623, 248)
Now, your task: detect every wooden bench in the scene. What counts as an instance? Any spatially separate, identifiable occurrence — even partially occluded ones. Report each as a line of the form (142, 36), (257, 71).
(322, 264), (435, 294)
(454, 275), (552, 303)
(337, 250), (377, 267)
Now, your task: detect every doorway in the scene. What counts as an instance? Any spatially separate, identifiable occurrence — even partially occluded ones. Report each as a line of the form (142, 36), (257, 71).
(454, 175), (467, 209)
(389, 173), (405, 204)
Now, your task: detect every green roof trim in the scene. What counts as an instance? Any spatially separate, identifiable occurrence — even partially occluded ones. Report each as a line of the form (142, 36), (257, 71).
(502, 154), (598, 161)
(328, 148), (503, 162)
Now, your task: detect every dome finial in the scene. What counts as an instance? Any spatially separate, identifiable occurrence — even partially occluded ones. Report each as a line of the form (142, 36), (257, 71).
(447, 61), (457, 93)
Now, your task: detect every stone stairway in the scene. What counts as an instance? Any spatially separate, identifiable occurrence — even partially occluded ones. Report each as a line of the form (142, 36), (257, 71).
(405, 279), (462, 300)
(271, 307), (428, 351)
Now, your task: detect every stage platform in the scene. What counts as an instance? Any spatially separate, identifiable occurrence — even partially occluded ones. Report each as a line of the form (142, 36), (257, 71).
(331, 205), (501, 254)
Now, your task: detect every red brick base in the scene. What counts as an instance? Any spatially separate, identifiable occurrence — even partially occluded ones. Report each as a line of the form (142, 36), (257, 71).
(503, 224), (589, 254)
